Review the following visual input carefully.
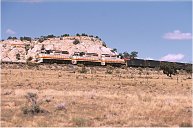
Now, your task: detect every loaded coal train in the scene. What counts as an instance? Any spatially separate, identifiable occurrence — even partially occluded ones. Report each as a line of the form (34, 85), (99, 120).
(34, 49), (191, 70)
(126, 59), (191, 70)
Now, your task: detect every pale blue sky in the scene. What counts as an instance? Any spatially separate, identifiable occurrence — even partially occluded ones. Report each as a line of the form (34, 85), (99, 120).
(1, 0), (192, 62)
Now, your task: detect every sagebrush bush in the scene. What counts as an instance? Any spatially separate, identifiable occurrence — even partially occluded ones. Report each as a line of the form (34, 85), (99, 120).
(56, 103), (67, 111)
(79, 65), (87, 73)
(106, 65), (113, 74)
(22, 92), (48, 115)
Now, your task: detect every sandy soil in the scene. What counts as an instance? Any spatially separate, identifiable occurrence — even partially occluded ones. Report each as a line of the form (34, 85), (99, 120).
(1, 64), (192, 127)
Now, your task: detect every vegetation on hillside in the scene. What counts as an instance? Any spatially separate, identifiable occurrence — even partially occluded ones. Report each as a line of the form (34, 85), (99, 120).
(121, 51), (138, 59)
(20, 37), (32, 42)
(7, 36), (17, 40)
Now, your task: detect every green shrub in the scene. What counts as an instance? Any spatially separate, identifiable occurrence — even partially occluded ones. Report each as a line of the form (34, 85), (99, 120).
(76, 33), (80, 36)
(23, 36), (32, 42)
(160, 62), (178, 77)
(7, 36), (17, 40)
(38, 38), (45, 43)
(112, 48), (117, 53)
(46, 34), (55, 38)
(62, 34), (69, 37)
(20, 37), (24, 41)
(102, 42), (107, 47)
(81, 33), (88, 36)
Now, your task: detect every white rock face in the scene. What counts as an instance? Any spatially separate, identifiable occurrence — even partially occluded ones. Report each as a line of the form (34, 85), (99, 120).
(0, 39), (27, 62)
(0, 36), (117, 63)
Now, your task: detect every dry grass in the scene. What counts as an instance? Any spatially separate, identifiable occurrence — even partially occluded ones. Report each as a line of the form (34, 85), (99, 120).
(1, 64), (192, 127)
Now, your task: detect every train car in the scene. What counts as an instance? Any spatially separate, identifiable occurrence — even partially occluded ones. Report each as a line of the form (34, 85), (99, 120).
(126, 58), (192, 70)
(71, 52), (125, 66)
(35, 50), (126, 66)
(36, 50), (71, 64)
(175, 62), (186, 70)
(71, 52), (101, 65)
(101, 54), (125, 66)
(145, 60), (161, 68)
(126, 59), (146, 67)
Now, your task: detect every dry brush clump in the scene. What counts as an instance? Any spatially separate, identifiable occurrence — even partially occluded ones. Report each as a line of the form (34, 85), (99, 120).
(106, 65), (114, 74)
(138, 67), (143, 77)
(22, 92), (48, 115)
(79, 65), (88, 74)
(55, 102), (67, 111)
(179, 122), (192, 127)
(72, 117), (92, 127)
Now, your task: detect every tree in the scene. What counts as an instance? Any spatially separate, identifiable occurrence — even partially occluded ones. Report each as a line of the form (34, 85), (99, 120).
(160, 62), (178, 77)
(38, 38), (45, 43)
(76, 33), (80, 36)
(102, 42), (107, 47)
(46, 34), (55, 38)
(20, 37), (24, 41)
(123, 52), (130, 59)
(7, 36), (12, 40)
(13, 37), (17, 39)
(7, 36), (17, 40)
(81, 33), (88, 36)
(130, 51), (138, 59)
(23, 37), (32, 42)
(111, 48), (117, 53)
(61, 34), (69, 37)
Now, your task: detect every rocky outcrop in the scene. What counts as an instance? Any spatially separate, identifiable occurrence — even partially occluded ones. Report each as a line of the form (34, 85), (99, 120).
(0, 40), (27, 62)
(0, 36), (117, 63)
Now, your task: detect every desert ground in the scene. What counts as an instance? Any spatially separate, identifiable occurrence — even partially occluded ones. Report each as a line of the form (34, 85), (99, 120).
(1, 63), (192, 127)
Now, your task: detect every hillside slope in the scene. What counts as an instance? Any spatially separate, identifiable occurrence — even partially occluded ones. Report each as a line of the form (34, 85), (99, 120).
(0, 36), (117, 63)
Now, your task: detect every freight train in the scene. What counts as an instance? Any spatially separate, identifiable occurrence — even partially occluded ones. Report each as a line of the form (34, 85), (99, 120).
(126, 59), (191, 70)
(34, 49), (191, 69)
